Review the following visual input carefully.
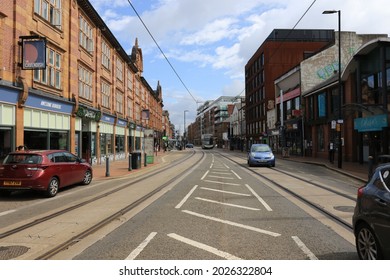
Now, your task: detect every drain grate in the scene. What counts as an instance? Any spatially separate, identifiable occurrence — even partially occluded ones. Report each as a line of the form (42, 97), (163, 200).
(0, 246), (29, 260)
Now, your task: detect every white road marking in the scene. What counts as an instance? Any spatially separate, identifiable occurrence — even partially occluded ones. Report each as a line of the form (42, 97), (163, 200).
(167, 233), (242, 260)
(204, 180), (241, 186)
(222, 163), (230, 169)
(175, 185), (198, 209)
(195, 197), (261, 211)
(200, 187), (251, 196)
(245, 184), (273, 211)
(0, 209), (16, 217)
(211, 171), (231, 175)
(182, 210), (281, 237)
(230, 170), (242, 179)
(125, 232), (157, 260)
(208, 175), (234, 180)
(291, 236), (318, 260)
(201, 170), (209, 180)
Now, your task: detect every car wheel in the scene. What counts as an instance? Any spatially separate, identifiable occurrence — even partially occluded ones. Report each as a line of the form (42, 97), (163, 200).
(45, 177), (59, 198)
(82, 169), (92, 185)
(356, 223), (383, 260)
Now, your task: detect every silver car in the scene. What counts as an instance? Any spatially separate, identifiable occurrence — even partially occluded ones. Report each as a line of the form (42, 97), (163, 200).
(247, 144), (275, 167)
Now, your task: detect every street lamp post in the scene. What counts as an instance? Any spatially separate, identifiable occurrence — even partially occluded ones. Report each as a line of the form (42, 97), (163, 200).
(323, 9), (342, 169)
(184, 110), (188, 149)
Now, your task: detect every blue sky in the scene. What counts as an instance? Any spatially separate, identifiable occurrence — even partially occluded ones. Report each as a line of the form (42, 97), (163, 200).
(89, 0), (390, 133)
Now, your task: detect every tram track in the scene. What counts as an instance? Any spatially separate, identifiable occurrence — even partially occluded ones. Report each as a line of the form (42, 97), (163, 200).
(0, 150), (205, 260)
(218, 152), (356, 231)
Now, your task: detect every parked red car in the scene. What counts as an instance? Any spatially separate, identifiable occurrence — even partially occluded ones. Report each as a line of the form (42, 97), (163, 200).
(0, 150), (92, 197)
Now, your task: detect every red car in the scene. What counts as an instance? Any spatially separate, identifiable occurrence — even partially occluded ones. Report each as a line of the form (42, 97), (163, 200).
(0, 150), (92, 197)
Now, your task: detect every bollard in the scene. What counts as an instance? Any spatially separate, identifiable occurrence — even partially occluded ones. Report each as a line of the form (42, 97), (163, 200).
(128, 153), (132, 171)
(105, 156), (110, 177)
(144, 153), (147, 167)
(368, 155), (374, 180)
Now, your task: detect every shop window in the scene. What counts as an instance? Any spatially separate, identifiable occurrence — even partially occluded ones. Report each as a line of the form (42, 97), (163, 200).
(115, 135), (125, 153)
(50, 131), (68, 150)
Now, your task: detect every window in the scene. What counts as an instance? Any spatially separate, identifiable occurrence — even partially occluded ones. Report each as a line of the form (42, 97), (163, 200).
(317, 93), (326, 118)
(78, 65), (93, 101)
(34, 0), (62, 28)
(79, 15), (93, 53)
(127, 70), (133, 91)
(127, 97), (133, 118)
(116, 58), (123, 81)
(116, 90), (124, 114)
(102, 40), (111, 69)
(33, 47), (62, 89)
(101, 81), (111, 108)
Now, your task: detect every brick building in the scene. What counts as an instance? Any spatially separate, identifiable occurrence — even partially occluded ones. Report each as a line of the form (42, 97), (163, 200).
(0, 0), (169, 164)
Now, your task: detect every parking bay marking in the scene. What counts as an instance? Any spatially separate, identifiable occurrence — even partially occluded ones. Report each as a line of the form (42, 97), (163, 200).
(168, 233), (242, 260)
(182, 210), (281, 237)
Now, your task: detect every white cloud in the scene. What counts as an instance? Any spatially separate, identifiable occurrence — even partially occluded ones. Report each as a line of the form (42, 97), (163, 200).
(90, 0), (390, 128)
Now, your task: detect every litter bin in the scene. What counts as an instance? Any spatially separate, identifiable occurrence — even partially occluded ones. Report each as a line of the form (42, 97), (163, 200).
(131, 151), (141, 169)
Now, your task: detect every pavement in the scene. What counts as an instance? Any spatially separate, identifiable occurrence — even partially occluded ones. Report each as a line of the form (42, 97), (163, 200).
(92, 148), (370, 182)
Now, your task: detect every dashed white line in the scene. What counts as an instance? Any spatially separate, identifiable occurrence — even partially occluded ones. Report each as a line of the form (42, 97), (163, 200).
(201, 170), (209, 180)
(291, 236), (318, 260)
(245, 184), (273, 211)
(0, 209), (16, 217)
(167, 233), (242, 260)
(175, 185), (198, 209)
(195, 197), (261, 211)
(125, 232), (157, 260)
(182, 210), (281, 237)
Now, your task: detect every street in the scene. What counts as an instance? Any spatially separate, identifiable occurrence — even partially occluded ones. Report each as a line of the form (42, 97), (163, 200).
(67, 149), (360, 260)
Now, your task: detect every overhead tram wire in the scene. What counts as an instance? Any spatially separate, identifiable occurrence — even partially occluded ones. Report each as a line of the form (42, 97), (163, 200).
(229, 0), (317, 103)
(126, 0), (197, 104)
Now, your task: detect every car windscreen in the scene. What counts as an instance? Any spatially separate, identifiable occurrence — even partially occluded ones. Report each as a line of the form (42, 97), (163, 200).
(3, 154), (43, 164)
(252, 146), (271, 152)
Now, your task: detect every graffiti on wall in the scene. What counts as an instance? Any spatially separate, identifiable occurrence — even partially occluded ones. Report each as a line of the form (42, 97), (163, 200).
(317, 61), (340, 80)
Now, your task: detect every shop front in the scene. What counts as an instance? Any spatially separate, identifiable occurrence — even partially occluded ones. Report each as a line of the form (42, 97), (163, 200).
(99, 114), (115, 163)
(115, 118), (127, 160)
(23, 90), (73, 150)
(0, 85), (18, 160)
(75, 105), (101, 164)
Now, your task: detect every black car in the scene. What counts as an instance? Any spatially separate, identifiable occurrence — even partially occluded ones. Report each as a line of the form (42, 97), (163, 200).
(352, 164), (390, 259)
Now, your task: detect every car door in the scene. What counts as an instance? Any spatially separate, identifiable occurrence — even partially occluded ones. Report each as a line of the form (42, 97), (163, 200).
(63, 152), (84, 184)
(372, 168), (390, 251)
(50, 152), (72, 187)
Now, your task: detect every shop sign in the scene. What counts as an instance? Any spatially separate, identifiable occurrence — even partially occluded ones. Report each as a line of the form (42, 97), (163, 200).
(354, 114), (388, 132)
(26, 93), (73, 114)
(101, 114), (115, 124)
(128, 122), (136, 129)
(20, 36), (46, 70)
(76, 106), (101, 121)
(117, 119), (127, 127)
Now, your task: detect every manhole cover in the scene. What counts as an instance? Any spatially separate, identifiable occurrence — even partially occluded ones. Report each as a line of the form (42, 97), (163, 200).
(334, 206), (354, 213)
(0, 246), (29, 260)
